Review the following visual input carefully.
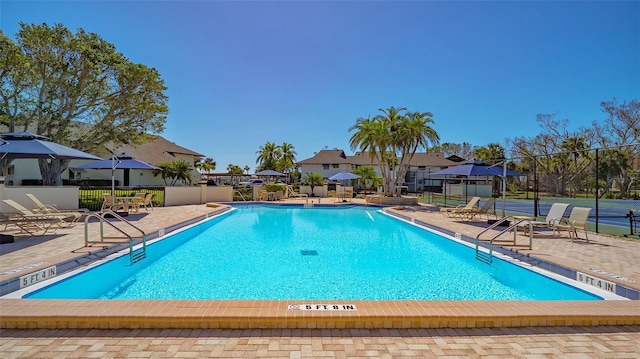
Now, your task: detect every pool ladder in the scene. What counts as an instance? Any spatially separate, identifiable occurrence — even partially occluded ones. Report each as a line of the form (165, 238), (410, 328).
(474, 216), (533, 265)
(84, 210), (148, 265)
(234, 190), (248, 202)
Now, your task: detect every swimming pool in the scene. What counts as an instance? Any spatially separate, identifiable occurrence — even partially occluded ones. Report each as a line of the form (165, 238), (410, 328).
(22, 205), (604, 300)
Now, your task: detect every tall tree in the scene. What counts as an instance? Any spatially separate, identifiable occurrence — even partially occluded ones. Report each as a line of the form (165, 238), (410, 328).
(0, 23), (168, 184)
(227, 164), (244, 184)
(474, 143), (505, 164)
(592, 99), (640, 198)
(278, 142), (296, 182)
(510, 113), (593, 196)
(196, 157), (216, 181)
(255, 141), (280, 171)
(349, 106), (439, 196)
(431, 142), (475, 160)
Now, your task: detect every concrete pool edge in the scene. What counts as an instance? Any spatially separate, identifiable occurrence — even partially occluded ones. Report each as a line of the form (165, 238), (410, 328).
(1, 299), (639, 329)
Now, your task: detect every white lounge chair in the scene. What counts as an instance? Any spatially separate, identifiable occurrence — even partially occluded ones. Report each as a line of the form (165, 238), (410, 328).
(1, 199), (68, 234)
(520, 203), (570, 235)
(26, 193), (88, 222)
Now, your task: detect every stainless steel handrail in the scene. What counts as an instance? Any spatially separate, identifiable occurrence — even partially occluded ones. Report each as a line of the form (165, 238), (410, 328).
(475, 216), (533, 264)
(84, 210), (147, 264)
(234, 190), (248, 202)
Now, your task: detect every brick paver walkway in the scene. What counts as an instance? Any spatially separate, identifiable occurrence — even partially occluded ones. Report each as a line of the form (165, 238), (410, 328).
(2, 327), (639, 358)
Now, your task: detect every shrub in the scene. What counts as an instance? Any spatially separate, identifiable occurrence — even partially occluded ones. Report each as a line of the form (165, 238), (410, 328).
(264, 183), (286, 192)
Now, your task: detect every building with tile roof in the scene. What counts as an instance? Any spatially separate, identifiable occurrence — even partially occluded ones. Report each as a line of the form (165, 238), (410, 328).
(3, 134), (204, 187)
(296, 149), (464, 192)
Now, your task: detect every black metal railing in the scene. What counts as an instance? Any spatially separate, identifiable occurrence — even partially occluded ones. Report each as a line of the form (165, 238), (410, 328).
(78, 186), (165, 211)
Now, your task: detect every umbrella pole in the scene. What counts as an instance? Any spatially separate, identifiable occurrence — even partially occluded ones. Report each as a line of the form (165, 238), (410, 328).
(501, 162), (507, 218)
(111, 153), (115, 209)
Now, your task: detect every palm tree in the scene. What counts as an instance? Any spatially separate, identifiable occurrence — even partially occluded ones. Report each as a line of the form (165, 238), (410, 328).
(393, 110), (439, 195)
(349, 115), (391, 192)
(227, 164), (244, 185)
(352, 165), (379, 194)
(278, 142), (296, 183)
(256, 142), (280, 171)
(302, 172), (324, 197)
(157, 159), (193, 186)
(196, 157), (216, 181)
(173, 159), (193, 185)
(349, 106), (439, 196)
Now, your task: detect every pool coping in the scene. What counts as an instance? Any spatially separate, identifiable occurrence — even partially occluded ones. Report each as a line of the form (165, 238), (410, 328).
(1, 203), (639, 330)
(1, 299), (639, 329)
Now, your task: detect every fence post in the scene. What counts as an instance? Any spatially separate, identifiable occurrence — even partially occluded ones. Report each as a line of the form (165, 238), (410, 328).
(595, 148), (599, 233)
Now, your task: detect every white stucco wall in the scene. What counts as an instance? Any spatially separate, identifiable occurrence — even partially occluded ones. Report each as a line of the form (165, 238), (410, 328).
(164, 185), (233, 206)
(0, 184), (81, 213)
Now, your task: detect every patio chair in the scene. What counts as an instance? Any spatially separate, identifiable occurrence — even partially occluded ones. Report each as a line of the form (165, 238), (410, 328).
(466, 198), (497, 221)
(26, 193), (88, 222)
(519, 203), (570, 235)
(551, 206), (591, 242)
(440, 197), (481, 218)
(141, 193), (154, 211)
(130, 193), (147, 212)
(1, 215), (58, 235)
(101, 194), (126, 213)
(286, 186), (308, 199)
(0, 212), (17, 231)
(1, 199), (67, 234)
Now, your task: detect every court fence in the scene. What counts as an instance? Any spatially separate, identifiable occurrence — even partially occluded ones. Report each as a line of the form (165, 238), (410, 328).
(418, 144), (640, 239)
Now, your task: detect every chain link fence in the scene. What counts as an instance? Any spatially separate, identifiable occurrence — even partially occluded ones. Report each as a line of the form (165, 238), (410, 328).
(420, 144), (640, 238)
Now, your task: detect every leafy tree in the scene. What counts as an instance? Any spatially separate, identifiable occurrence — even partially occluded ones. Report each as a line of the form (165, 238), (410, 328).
(155, 159), (193, 186)
(474, 143), (505, 163)
(592, 99), (640, 198)
(0, 23), (168, 184)
(597, 148), (631, 198)
(349, 106), (439, 196)
(302, 172), (324, 196)
(431, 142), (474, 160)
(510, 113), (593, 196)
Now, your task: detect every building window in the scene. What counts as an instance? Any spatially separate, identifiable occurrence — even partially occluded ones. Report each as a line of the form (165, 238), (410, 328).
(332, 164), (339, 168)
(418, 166), (426, 170)
(323, 164), (329, 170)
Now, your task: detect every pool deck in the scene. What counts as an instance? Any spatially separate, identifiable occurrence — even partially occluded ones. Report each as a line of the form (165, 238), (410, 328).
(1, 198), (639, 357)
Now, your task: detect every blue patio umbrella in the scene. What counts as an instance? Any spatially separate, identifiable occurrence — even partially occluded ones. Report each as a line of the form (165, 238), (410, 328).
(430, 161), (524, 217)
(76, 153), (159, 211)
(0, 132), (101, 160)
(430, 162), (523, 177)
(75, 153), (159, 170)
(328, 171), (360, 181)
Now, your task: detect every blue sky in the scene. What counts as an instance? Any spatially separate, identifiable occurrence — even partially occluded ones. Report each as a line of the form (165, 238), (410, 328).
(2, 1), (639, 171)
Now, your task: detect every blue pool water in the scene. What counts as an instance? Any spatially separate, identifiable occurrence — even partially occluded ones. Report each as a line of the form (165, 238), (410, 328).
(25, 205), (601, 300)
